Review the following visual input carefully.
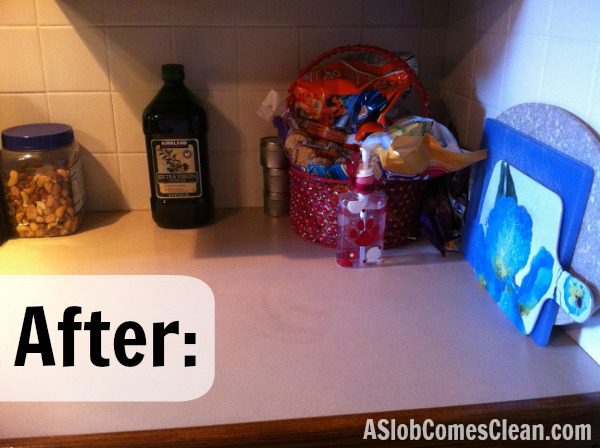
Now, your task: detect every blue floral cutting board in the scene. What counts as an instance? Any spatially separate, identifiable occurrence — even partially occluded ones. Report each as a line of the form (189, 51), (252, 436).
(464, 119), (595, 346)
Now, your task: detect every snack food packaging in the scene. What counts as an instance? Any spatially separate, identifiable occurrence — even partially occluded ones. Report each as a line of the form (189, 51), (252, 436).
(1, 123), (85, 238)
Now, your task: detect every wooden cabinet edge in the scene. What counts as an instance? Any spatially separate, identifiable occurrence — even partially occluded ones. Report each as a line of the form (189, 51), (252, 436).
(1, 392), (599, 448)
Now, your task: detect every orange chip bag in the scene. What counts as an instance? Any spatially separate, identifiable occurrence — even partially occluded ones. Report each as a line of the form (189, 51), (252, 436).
(288, 46), (425, 142)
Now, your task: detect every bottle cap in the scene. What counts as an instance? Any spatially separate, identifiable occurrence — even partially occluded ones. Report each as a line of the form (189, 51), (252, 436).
(354, 146), (376, 193)
(1, 123), (74, 151)
(260, 136), (282, 152)
(162, 64), (185, 82)
(356, 146), (374, 179)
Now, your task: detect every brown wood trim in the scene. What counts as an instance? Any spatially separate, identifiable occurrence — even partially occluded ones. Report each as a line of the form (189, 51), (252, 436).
(1, 393), (599, 448)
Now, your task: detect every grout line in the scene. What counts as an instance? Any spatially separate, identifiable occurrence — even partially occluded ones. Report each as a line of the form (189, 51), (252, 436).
(437, 0), (450, 100)
(16, 23), (429, 31)
(359, 0), (365, 43)
(536, 0), (555, 102)
(296, 24), (301, 76)
(507, 0), (517, 35)
(494, 1), (510, 114)
(536, 38), (551, 104)
(168, 0), (175, 63)
(0, 25), (39, 30)
(100, 0), (107, 25)
(232, 0), (253, 151)
(0, 88), (239, 95)
(547, 0), (556, 38)
(99, 1), (123, 190)
(43, 90), (113, 94)
(0, 91), (49, 96)
(585, 42), (600, 121)
(168, 0), (174, 27)
(466, 0), (482, 100)
(33, 0), (51, 123)
(235, 24), (243, 150)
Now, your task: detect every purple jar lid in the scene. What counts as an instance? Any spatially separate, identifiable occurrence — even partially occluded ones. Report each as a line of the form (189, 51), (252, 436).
(1, 123), (74, 151)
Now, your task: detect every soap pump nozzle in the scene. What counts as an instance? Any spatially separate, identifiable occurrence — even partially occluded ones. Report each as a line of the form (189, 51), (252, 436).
(355, 145), (376, 194)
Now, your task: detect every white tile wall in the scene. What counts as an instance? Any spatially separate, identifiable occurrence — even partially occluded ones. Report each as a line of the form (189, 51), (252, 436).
(1, 0), (597, 210)
(111, 90), (155, 153)
(117, 153), (148, 210)
(443, 29), (477, 97)
(201, 89), (240, 152)
(550, 0), (600, 42)
(509, 0), (552, 36)
(0, 0), (37, 25)
(299, 27), (361, 67)
(361, 27), (422, 58)
(471, 31), (506, 108)
(0, 0), (433, 210)
(172, 27), (238, 90)
(542, 38), (598, 120)
(477, 0), (511, 34)
(501, 33), (547, 108)
(593, 71), (600, 123)
(237, 0), (300, 26)
(447, 0), (479, 32)
(238, 27), (299, 90)
(0, 28), (45, 91)
(170, 0), (237, 26)
(0, 94), (49, 128)
(300, 0), (361, 26)
(106, 27), (171, 91)
(104, 0), (170, 25)
(47, 92), (117, 153)
(79, 152), (126, 211)
(40, 26), (110, 91)
(442, 0), (600, 150)
(423, 0), (448, 27)
(37, 0), (104, 25)
(363, 0), (423, 27)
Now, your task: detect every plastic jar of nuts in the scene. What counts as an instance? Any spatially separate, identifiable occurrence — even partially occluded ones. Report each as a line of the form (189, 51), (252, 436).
(1, 123), (85, 238)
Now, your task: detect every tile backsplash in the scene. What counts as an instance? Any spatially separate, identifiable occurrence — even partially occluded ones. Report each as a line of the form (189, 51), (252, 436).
(0, 0), (598, 211)
(442, 0), (600, 151)
(0, 0), (445, 210)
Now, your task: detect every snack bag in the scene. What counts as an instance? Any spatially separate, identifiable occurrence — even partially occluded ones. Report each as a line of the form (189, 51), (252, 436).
(288, 46), (423, 144)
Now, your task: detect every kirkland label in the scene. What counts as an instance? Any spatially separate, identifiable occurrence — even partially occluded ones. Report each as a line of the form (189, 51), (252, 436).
(152, 139), (202, 199)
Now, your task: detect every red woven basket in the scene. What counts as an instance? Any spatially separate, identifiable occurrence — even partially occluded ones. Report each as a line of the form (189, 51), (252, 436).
(290, 167), (427, 248)
(287, 45), (430, 248)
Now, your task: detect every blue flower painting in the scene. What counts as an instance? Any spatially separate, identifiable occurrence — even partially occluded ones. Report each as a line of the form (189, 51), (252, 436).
(487, 197), (532, 282)
(468, 161), (558, 335)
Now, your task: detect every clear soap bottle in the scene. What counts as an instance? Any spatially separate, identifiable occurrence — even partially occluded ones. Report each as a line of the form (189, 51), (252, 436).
(336, 146), (387, 267)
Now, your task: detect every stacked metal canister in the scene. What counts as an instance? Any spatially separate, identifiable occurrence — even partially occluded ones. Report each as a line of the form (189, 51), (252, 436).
(260, 136), (289, 217)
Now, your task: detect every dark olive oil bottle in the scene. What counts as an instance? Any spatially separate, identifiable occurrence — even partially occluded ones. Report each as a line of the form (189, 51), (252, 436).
(143, 64), (213, 228)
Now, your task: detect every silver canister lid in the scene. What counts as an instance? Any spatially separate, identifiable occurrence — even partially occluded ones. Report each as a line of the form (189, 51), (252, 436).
(260, 136), (288, 169)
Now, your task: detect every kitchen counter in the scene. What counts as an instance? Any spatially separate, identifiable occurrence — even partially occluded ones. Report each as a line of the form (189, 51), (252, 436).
(1, 209), (599, 445)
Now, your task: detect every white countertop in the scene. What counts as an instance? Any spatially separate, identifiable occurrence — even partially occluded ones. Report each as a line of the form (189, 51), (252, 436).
(1, 209), (599, 439)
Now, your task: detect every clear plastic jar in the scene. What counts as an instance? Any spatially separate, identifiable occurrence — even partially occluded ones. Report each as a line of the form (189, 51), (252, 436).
(1, 123), (85, 238)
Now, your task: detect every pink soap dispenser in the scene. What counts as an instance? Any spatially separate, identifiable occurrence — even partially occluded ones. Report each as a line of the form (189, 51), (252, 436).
(336, 145), (387, 268)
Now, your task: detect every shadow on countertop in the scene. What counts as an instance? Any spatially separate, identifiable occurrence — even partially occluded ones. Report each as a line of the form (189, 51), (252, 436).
(192, 207), (331, 260)
(78, 210), (128, 233)
(192, 207), (464, 266)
